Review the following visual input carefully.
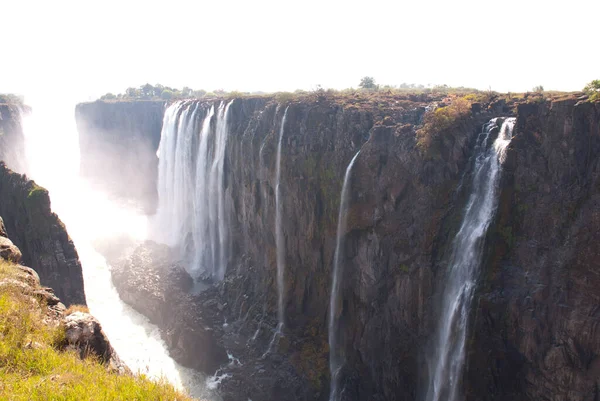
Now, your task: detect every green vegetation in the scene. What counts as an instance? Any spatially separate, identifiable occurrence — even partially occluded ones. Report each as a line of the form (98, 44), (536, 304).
(27, 184), (47, 202)
(0, 260), (193, 401)
(359, 76), (378, 90)
(532, 85), (544, 93)
(416, 96), (472, 151)
(99, 83), (222, 101)
(584, 80), (600, 102)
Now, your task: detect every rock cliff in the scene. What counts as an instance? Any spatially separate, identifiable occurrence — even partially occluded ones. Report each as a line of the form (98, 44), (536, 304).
(0, 163), (86, 306)
(465, 98), (600, 401)
(80, 93), (600, 401)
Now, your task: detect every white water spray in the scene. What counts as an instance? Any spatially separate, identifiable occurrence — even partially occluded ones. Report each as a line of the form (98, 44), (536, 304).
(329, 150), (361, 401)
(21, 97), (218, 400)
(425, 118), (515, 401)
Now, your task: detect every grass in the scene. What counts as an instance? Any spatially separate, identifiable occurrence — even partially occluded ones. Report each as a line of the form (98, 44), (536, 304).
(0, 260), (194, 401)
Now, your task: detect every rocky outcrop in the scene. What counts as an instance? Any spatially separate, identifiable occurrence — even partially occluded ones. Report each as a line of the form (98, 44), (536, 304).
(64, 311), (129, 374)
(0, 164), (86, 306)
(75, 100), (164, 212)
(110, 241), (228, 373)
(0, 103), (26, 173)
(0, 225), (125, 374)
(465, 98), (600, 401)
(0, 217), (22, 262)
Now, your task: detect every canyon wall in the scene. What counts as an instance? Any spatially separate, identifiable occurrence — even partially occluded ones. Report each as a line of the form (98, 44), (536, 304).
(0, 162), (86, 306)
(76, 94), (600, 401)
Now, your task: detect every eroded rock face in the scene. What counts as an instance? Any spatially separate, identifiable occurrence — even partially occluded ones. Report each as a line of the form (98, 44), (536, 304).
(0, 166), (86, 306)
(102, 95), (505, 400)
(94, 95), (600, 401)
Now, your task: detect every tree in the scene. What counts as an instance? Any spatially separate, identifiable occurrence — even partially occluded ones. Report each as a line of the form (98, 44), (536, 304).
(160, 89), (173, 100)
(584, 80), (600, 101)
(532, 85), (544, 93)
(359, 76), (377, 90)
(141, 83), (154, 98)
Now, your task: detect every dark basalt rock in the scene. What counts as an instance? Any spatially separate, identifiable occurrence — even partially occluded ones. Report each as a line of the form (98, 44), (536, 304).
(90, 94), (600, 401)
(465, 98), (600, 401)
(111, 241), (228, 373)
(0, 166), (85, 306)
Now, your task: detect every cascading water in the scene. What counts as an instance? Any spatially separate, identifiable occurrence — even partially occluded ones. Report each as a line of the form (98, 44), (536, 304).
(20, 96), (218, 399)
(329, 150), (361, 401)
(425, 117), (515, 401)
(154, 100), (233, 280)
(275, 106), (289, 330)
(262, 107), (290, 358)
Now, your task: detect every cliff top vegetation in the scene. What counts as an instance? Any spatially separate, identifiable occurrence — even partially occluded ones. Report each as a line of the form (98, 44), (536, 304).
(0, 260), (194, 401)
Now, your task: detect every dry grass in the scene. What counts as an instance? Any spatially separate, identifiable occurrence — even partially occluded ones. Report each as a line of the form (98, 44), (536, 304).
(0, 260), (195, 401)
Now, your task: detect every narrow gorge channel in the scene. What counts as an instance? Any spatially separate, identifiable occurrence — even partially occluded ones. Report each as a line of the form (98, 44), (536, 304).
(20, 99), (218, 400)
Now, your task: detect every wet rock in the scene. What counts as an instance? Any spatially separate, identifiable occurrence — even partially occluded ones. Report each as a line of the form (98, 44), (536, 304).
(111, 241), (228, 373)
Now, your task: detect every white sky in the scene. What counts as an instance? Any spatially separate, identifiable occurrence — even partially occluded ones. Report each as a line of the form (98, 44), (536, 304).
(2, 0), (599, 102)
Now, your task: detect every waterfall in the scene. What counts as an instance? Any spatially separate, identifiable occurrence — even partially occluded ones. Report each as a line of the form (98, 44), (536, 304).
(329, 150), (361, 401)
(425, 117), (515, 401)
(155, 101), (200, 248)
(154, 100), (233, 279)
(192, 104), (215, 276)
(20, 98), (217, 399)
(275, 106), (289, 329)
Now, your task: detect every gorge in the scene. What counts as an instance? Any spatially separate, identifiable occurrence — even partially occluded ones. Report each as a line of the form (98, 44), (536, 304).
(1, 90), (599, 401)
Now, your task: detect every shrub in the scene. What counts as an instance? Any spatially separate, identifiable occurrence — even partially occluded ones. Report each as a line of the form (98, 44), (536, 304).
(416, 97), (472, 152)
(584, 80), (600, 102)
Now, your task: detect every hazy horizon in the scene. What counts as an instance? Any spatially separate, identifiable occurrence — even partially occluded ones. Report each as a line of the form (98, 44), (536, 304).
(3, 0), (599, 103)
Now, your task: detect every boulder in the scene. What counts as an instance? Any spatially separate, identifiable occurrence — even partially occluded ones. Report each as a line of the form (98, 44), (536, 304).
(0, 216), (7, 238)
(64, 311), (129, 374)
(0, 236), (22, 263)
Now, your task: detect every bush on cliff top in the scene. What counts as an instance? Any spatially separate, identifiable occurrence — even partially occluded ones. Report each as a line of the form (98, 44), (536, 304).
(0, 260), (193, 401)
(584, 80), (600, 102)
(416, 97), (472, 153)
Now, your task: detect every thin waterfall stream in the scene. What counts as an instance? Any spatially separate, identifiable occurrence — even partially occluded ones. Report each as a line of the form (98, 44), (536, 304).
(425, 118), (515, 401)
(329, 150), (361, 401)
(275, 107), (289, 329)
